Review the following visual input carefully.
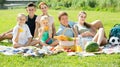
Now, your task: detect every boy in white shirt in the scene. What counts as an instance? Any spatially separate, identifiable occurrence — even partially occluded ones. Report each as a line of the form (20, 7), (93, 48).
(12, 13), (40, 48)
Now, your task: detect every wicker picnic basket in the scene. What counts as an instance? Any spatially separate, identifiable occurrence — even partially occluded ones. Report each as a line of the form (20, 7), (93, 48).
(58, 28), (76, 49)
(59, 40), (74, 46)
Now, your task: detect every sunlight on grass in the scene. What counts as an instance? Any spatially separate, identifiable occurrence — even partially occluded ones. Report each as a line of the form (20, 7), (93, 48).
(0, 9), (120, 67)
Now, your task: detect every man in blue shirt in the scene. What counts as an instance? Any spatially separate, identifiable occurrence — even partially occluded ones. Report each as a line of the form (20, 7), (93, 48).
(56, 11), (76, 37)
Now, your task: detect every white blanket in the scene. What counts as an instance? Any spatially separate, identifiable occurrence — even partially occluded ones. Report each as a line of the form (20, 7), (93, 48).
(0, 45), (53, 57)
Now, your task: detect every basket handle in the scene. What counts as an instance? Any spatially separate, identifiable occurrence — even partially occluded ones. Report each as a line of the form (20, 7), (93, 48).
(62, 28), (77, 45)
(62, 28), (76, 36)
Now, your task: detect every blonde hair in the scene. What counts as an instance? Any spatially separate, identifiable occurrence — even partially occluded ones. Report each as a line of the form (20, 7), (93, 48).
(38, 2), (48, 9)
(40, 15), (49, 21)
(17, 13), (26, 19)
(40, 15), (49, 25)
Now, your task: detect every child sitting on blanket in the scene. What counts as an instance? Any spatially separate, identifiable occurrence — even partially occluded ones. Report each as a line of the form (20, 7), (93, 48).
(12, 13), (40, 48)
(38, 15), (53, 46)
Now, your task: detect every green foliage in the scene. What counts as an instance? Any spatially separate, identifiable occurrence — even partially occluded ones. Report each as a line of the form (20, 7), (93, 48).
(0, 0), (6, 7)
(37, 0), (120, 11)
(0, 0), (5, 4)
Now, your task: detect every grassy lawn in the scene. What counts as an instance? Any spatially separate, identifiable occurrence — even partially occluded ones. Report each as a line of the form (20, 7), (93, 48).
(0, 9), (120, 67)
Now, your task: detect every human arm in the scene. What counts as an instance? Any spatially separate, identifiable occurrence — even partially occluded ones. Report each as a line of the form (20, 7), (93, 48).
(5, 29), (13, 34)
(52, 23), (56, 37)
(34, 21), (40, 38)
(25, 37), (32, 46)
(14, 28), (20, 43)
(73, 24), (79, 37)
(13, 27), (25, 48)
(38, 28), (44, 40)
(6, 29), (13, 33)
(14, 37), (32, 48)
(72, 28), (78, 37)
(80, 27), (96, 37)
(80, 31), (95, 37)
(13, 42), (26, 48)
(1, 29), (13, 36)
(49, 27), (52, 38)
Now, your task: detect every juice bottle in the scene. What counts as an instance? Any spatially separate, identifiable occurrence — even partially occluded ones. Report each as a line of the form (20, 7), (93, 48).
(75, 45), (82, 52)
(78, 35), (85, 51)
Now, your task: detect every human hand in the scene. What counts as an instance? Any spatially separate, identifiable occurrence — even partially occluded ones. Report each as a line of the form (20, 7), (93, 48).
(44, 26), (49, 31)
(81, 31), (92, 37)
(85, 31), (92, 35)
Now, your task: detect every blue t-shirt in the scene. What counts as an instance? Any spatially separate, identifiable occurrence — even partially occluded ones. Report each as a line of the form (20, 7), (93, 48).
(56, 21), (76, 37)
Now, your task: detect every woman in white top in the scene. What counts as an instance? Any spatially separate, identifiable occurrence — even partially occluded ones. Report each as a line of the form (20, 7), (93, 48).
(35, 2), (58, 46)
(35, 2), (56, 38)
(12, 13), (40, 48)
(74, 11), (107, 46)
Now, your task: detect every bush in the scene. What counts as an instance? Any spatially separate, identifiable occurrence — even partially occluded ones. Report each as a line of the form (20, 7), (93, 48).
(37, 0), (120, 11)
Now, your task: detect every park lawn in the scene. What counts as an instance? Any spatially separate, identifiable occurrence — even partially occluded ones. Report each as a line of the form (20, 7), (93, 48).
(0, 9), (120, 67)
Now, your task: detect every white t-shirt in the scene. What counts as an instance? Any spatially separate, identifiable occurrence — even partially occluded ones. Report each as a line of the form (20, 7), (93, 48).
(12, 24), (32, 45)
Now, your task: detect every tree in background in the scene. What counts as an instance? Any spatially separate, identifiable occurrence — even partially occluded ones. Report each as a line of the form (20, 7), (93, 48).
(0, 0), (6, 8)
(37, 0), (120, 11)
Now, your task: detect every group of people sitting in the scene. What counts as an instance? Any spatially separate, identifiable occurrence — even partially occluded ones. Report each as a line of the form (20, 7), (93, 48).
(0, 2), (108, 49)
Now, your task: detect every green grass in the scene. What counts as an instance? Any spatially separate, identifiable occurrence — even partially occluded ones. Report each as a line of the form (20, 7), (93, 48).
(0, 9), (120, 67)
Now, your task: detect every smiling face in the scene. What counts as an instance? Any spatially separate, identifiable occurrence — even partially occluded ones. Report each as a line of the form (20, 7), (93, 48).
(60, 15), (68, 26)
(40, 15), (49, 27)
(40, 5), (48, 14)
(17, 14), (26, 26)
(58, 12), (69, 27)
(78, 12), (87, 24)
(39, 2), (48, 15)
(42, 20), (48, 26)
(26, 6), (36, 16)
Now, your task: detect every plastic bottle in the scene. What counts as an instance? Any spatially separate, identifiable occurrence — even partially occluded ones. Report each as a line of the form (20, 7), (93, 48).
(75, 45), (82, 52)
(78, 35), (84, 51)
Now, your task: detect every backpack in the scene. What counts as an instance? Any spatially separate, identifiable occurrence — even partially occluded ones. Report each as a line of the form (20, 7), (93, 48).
(109, 24), (120, 40)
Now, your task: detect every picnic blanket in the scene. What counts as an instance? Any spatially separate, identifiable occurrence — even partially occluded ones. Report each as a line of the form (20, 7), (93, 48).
(102, 44), (120, 54)
(67, 45), (120, 56)
(0, 44), (120, 57)
(0, 45), (96, 57)
(0, 45), (55, 57)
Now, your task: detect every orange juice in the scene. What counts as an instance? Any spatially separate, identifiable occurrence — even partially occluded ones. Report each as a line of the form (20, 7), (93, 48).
(44, 26), (49, 31)
(19, 28), (24, 32)
(75, 45), (82, 52)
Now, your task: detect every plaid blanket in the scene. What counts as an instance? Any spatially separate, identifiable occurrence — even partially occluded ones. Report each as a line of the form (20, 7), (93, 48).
(0, 44), (120, 57)
(0, 45), (54, 57)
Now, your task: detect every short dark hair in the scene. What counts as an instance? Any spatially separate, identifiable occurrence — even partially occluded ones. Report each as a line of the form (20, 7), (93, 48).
(26, 2), (36, 8)
(58, 11), (68, 20)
